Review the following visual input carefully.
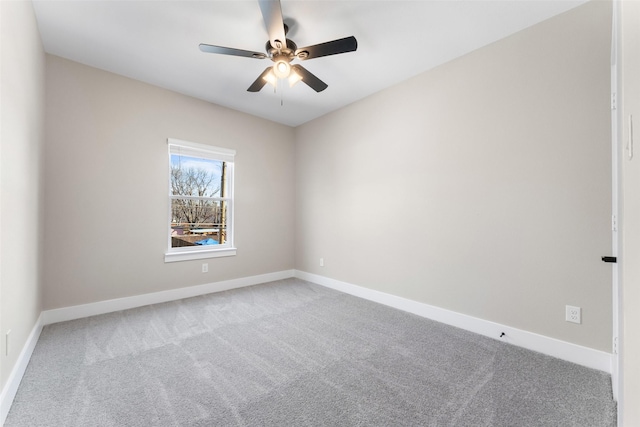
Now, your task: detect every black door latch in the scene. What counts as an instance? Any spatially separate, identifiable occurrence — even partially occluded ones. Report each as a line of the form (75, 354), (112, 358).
(601, 256), (617, 263)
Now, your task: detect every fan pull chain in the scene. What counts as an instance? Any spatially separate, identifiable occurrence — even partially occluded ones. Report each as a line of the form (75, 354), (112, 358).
(279, 79), (284, 107)
(270, 79), (284, 107)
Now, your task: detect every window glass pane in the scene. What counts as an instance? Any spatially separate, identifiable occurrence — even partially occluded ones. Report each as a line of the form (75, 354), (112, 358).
(170, 154), (225, 197)
(171, 199), (228, 247)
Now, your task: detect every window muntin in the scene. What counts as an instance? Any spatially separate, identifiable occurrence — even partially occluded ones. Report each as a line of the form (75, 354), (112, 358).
(165, 139), (235, 262)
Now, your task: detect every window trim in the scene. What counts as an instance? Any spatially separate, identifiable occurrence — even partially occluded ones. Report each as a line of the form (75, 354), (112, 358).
(164, 138), (236, 263)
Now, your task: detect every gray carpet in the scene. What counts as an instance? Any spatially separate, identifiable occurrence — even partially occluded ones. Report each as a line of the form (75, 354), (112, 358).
(5, 278), (616, 426)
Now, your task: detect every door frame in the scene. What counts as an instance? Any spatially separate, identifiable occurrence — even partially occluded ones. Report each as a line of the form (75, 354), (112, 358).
(610, 0), (622, 419)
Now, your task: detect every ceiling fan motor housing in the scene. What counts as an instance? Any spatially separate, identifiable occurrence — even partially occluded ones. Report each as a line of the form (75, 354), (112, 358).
(265, 38), (297, 61)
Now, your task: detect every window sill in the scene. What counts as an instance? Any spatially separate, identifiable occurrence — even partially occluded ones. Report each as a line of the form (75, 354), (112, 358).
(164, 247), (237, 263)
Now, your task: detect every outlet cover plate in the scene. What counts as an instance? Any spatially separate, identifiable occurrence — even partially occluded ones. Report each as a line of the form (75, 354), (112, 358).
(566, 305), (581, 324)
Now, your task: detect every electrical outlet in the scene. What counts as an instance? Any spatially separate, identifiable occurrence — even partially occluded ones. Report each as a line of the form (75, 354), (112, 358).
(566, 305), (581, 324)
(319, 258), (324, 267)
(202, 263), (208, 273)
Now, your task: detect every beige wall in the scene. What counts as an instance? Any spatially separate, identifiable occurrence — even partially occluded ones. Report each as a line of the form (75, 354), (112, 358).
(621, 0), (640, 424)
(43, 56), (295, 309)
(0, 1), (45, 389)
(295, 1), (613, 351)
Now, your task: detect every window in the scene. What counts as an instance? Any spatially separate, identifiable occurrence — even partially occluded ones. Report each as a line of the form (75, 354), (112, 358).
(165, 138), (236, 262)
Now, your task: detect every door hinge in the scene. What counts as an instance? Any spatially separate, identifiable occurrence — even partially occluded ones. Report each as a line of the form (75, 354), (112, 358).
(612, 215), (618, 232)
(613, 336), (618, 354)
(612, 92), (617, 110)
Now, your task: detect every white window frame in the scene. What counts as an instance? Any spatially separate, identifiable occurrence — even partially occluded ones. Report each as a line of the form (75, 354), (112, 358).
(164, 138), (236, 263)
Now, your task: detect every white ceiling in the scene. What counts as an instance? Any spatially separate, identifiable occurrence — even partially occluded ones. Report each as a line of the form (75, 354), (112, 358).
(32, 0), (587, 127)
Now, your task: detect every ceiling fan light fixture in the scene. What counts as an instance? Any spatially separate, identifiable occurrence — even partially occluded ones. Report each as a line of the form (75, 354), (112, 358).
(263, 70), (278, 87)
(273, 59), (291, 78)
(288, 70), (303, 87)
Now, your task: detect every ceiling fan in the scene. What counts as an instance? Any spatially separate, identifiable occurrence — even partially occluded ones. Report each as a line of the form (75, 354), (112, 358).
(199, 0), (358, 93)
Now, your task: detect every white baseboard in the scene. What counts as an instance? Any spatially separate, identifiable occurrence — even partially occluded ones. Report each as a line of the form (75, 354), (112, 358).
(1, 313), (44, 426)
(295, 270), (612, 374)
(42, 269), (295, 325)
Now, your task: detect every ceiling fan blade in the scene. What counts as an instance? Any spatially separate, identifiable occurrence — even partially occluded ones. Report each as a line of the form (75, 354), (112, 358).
(199, 44), (266, 59)
(259, 0), (287, 50)
(247, 67), (273, 92)
(295, 36), (357, 61)
(291, 65), (328, 92)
